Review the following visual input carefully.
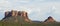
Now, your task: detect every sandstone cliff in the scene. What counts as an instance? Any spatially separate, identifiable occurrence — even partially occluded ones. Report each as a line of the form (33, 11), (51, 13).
(2, 10), (31, 23)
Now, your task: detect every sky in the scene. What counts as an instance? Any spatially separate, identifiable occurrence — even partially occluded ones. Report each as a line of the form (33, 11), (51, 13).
(0, 0), (60, 22)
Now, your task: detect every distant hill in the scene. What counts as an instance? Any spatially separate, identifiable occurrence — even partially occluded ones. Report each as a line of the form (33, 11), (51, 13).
(44, 16), (56, 23)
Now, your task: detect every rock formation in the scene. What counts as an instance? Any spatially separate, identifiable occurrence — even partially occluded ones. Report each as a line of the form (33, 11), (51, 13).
(5, 10), (28, 17)
(2, 10), (31, 23)
(44, 16), (56, 23)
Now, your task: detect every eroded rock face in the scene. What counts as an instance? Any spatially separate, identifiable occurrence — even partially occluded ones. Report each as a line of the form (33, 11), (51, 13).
(5, 10), (28, 18)
(2, 10), (31, 23)
(44, 16), (56, 23)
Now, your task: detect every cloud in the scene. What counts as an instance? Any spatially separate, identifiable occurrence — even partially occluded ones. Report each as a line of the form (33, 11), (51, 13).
(40, 0), (45, 1)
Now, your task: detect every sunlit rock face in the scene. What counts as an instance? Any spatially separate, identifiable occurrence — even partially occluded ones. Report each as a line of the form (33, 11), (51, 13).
(2, 10), (31, 23)
(44, 16), (56, 23)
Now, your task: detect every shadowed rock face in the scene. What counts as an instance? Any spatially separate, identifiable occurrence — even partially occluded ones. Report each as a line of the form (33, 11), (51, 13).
(2, 10), (31, 23)
(44, 16), (56, 23)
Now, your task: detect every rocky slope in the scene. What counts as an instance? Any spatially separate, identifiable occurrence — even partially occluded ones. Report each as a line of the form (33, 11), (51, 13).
(44, 16), (56, 23)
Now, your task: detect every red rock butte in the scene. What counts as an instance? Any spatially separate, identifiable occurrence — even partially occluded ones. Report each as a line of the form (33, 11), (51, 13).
(4, 10), (31, 23)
